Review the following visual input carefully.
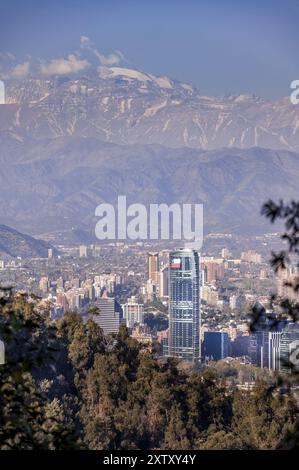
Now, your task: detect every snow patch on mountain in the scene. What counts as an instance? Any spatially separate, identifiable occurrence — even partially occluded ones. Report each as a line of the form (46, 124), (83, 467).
(3, 65), (299, 152)
(143, 100), (168, 117)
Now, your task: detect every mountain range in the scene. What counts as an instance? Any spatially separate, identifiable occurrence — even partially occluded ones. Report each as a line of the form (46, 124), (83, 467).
(1, 66), (298, 152)
(0, 66), (298, 243)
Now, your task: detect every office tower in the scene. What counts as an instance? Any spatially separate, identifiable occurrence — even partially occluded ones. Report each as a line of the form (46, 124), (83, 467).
(168, 249), (201, 362)
(148, 252), (159, 283)
(250, 330), (282, 371)
(0, 260), (4, 270)
(79, 245), (88, 258)
(249, 320), (289, 371)
(203, 331), (230, 361)
(280, 323), (299, 373)
(231, 335), (250, 357)
(121, 296), (144, 328)
(250, 329), (270, 369)
(47, 248), (53, 259)
(267, 331), (282, 371)
(158, 266), (169, 298)
(92, 296), (123, 335)
(0, 80), (5, 105)
(249, 329), (263, 368)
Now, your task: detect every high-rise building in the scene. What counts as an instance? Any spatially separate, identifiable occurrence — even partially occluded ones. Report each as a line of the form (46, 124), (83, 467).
(250, 329), (278, 370)
(79, 245), (88, 258)
(203, 331), (230, 361)
(221, 248), (231, 259)
(277, 266), (299, 301)
(121, 296), (144, 328)
(231, 334), (250, 357)
(68, 293), (81, 310)
(39, 276), (49, 293)
(91, 296), (123, 335)
(48, 248), (53, 259)
(148, 252), (159, 284)
(0, 80), (5, 105)
(241, 250), (262, 264)
(168, 249), (201, 362)
(141, 279), (157, 302)
(249, 320), (290, 371)
(201, 258), (225, 283)
(56, 276), (65, 290)
(158, 266), (169, 298)
(280, 323), (299, 373)
(88, 284), (95, 301)
(0, 339), (5, 365)
(94, 273), (117, 294)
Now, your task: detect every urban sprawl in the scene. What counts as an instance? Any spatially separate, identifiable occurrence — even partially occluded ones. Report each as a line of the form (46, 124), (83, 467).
(1, 232), (298, 387)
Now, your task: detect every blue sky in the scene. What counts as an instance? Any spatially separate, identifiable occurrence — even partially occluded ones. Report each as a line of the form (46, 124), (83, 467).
(0, 0), (298, 98)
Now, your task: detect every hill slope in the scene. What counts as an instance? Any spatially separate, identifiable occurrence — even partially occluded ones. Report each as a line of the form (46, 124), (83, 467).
(0, 224), (56, 258)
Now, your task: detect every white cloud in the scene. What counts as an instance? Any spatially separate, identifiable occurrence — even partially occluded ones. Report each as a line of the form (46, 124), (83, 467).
(0, 51), (15, 61)
(11, 61), (30, 78)
(40, 54), (90, 76)
(80, 36), (90, 47)
(80, 36), (123, 66)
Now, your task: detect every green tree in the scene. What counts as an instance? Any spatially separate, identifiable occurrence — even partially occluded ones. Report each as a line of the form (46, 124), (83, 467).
(0, 290), (77, 449)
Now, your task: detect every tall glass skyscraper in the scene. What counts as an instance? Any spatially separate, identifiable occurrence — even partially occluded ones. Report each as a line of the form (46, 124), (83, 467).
(168, 249), (201, 362)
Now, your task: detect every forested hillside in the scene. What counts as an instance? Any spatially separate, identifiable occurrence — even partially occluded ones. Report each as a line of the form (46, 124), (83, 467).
(0, 291), (296, 450)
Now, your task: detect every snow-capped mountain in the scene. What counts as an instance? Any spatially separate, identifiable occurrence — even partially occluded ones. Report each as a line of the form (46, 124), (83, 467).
(1, 66), (299, 152)
(0, 66), (299, 241)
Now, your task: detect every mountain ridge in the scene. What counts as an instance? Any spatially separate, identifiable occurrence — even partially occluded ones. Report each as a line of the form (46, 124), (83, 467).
(0, 134), (298, 241)
(1, 66), (298, 152)
(0, 224), (57, 258)
(0, 65), (298, 243)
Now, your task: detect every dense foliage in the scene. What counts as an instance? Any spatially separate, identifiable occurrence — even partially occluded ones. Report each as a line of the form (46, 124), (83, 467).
(0, 289), (297, 450)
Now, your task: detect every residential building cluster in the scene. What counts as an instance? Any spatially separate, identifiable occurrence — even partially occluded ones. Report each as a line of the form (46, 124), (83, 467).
(1, 233), (298, 375)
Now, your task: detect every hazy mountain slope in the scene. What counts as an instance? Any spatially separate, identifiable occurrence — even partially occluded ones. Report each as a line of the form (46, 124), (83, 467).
(0, 133), (298, 240)
(0, 224), (57, 258)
